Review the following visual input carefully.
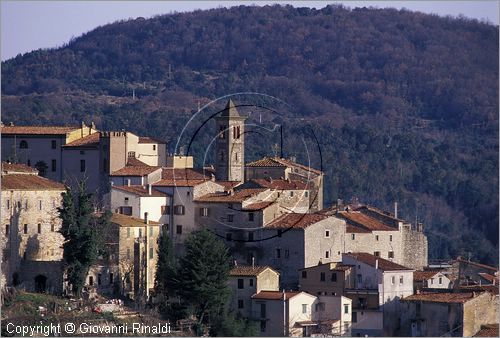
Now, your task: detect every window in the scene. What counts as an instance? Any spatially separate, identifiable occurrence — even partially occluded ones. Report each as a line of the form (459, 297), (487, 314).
(331, 272), (337, 282)
(351, 234), (355, 240)
(51, 224), (55, 232)
(302, 271), (307, 279)
(227, 214), (234, 222)
(248, 232), (254, 241)
(23, 224), (28, 234)
(390, 235), (393, 242)
(176, 225), (182, 235)
(400, 276), (404, 284)
(305, 191), (309, 197)
(388, 251), (394, 259)
(219, 125), (226, 139)
(439, 277), (443, 285)
(6, 200), (10, 209)
(39, 200), (42, 211)
(89, 276), (94, 286)
(153, 145), (156, 151)
(37, 223), (42, 234)
(109, 273), (114, 285)
(302, 304), (307, 314)
(352, 311), (358, 323)
(374, 251), (380, 257)
(344, 304), (349, 314)
(320, 272), (326, 281)
(124, 197), (129, 205)
(375, 235), (379, 241)
(249, 278), (254, 287)
(80, 159), (86, 172)
(238, 279), (244, 289)
(127, 228), (131, 238)
(249, 212), (254, 221)
(126, 248), (130, 259)
(138, 229), (142, 238)
(226, 233), (232, 241)
(391, 276), (395, 285)
(235, 153), (238, 162)
(276, 248), (281, 258)
(325, 230), (330, 238)
(200, 207), (209, 217)
(325, 251), (330, 259)
(20, 140), (28, 149)
(128, 151), (136, 158)
(238, 299), (244, 309)
(149, 247), (154, 259)
(98, 274), (102, 286)
(174, 205), (185, 215)
(149, 227), (154, 237)
(5, 224), (9, 236)
(51, 159), (56, 172)
(187, 190), (190, 196)
(430, 278), (434, 285)
(290, 191), (294, 197)
(162, 205), (170, 215)
(27, 159), (31, 166)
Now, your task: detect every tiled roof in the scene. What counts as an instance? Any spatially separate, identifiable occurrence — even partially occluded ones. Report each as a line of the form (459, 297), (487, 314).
(337, 211), (396, 232)
(126, 157), (150, 166)
(110, 213), (160, 227)
(414, 270), (441, 282)
(230, 265), (277, 276)
(161, 168), (210, 180)
(195, 188), (267, 203)
(299, 262), (354, 272)
(110, 165), (160, 177)
(154, 179), (208, 187)
(265, 213), (329, 230)
(138, 136), (166, 144)
(2, 162), (38, 174)
(250, 178), (311, 190)
(246, 157), (287, 168)
(63, 133), (100, 148)
(2, 174), (65, 190)
(1, 125), (79, 135)
(252, 290), (301, 300)
(242, 201), (276, 211)
(217, 181), (243, 191)
(403, 292), (478, 304)
(274, 157), (323, 175)
(345, 252), (413, 271)
(474, 324), (499, 337)
(456, 258), (498, 272)
(478, 272), (499, 284)
(460, 285), (499, 295)
(112, 185), (168, 197)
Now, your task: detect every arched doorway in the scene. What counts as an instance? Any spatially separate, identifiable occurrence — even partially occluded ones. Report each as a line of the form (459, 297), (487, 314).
(34, 275), (47, 293)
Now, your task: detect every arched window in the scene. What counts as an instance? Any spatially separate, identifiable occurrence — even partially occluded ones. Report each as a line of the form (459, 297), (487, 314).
(20, 140), (28, 149)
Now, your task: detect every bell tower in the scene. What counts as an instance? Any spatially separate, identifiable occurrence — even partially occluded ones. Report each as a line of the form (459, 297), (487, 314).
(215, 99), (246, 182)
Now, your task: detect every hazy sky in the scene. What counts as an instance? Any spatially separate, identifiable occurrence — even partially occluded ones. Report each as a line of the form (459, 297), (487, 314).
(1, 1), (498, 61)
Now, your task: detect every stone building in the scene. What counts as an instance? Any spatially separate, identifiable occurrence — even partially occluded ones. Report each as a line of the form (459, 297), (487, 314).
(298, 262), (355, 297)
(1, 162), (65, 294)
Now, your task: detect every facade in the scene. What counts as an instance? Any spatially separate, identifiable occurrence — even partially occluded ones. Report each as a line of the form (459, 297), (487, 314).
(413, 270), (452, 291)
(298, 262), (355, 297)
(1, 162), (65, 294)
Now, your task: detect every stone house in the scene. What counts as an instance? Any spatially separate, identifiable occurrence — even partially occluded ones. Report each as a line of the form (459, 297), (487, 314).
(401, 290), (499, 337)
(228, 265), (280, 318)
(298, 262), (355, 297)
(1, 162), (65, 294)
(342, 252), (414, 336)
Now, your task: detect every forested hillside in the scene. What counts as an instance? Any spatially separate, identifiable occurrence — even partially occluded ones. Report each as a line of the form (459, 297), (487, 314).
(1, 4), (498, 264)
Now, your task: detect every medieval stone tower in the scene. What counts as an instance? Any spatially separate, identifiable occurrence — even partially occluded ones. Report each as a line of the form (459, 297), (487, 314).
(215, 99), (247, 182)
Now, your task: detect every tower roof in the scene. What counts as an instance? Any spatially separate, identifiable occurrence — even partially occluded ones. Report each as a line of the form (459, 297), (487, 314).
(220, 99), (243, 118)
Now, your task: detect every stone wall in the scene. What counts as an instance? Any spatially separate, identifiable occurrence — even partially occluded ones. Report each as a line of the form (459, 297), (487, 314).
(463, 292), (498, 336)
(401, 225), (428, 270)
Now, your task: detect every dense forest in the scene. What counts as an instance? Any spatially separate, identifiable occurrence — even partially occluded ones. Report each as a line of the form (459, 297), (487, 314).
(1, 4), (498, 264)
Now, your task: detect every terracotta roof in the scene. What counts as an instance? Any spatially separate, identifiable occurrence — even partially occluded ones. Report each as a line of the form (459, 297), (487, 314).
(246, 157), (288, 168)
(2, 174), (65, 190)
(460, 285), (499, 295)
(456, 258), (498, 272)
(154, 179), (208, 187)
(242, 201), (276, 211)
(1, 125), (79, 135)
(403, 292), (478, 304)
(195, 188), (267, 203)
(474, 324), (499, 337)
(138, 136), (166, 144)
(2, 162), (38, 174)
(344, 252), (413, 271)
(414, 270), (441, 282)
(299, 262), (354, 272)
(217, 181), (242, 191)
(249, 178), (311, 190)
(161, 167), (210, 180)
(274, 157), (323, 175)
(230, 265), (277, 277)
(110, 213), (160, 227)
(110, 165), (160, 177)
(126, 157), (150, 166)
(252, 290), (302, 300)
(112, 185), (168, 197)
(63, 132), (100, 148)
(337, 211), (396, 232)
(265, 213), (329, 230)
(478, 273), (499, 284)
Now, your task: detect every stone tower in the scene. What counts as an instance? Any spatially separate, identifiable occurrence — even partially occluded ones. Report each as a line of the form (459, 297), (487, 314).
(215, 99), (247, 182)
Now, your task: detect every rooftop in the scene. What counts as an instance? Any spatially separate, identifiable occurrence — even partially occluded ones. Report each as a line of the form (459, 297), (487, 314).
(2, 174), (65, 190)
(337, 211), (396, 232)
(110, 165), (160, 177)
(265, 213), (330, 230)
(230, 265), (278, 277)
(473, 324), (499, 337)
(247, 178), (311, 190)
(344, 252), (413, 271)
(1, 125), (80, 135)
(154, 179), (209, 187)
(242, 201), (276, 211)
(63, 132), (100, 148)
(196, 188), (267, 203)
(219, 99), (245, 118)
(252, 290), (302, 300)
(112, 185), (168, 197)
(2, 162), (38, 174)
(161, 167), (210, 180)
(455, 258), (498, 272)
(403, 291), (479, 304)
(413, 270), (442, 282)
(138, 136), (166, 144)
(478, 272), (499, 284)
(110, 213), (160, 227)
(126, 157), (150, 166)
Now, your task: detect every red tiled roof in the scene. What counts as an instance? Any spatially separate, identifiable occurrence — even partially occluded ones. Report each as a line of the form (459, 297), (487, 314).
(230, 265), (278, 276)
(478, 273), (499, 284)
(337, 211), (396, 232)
(414, 270), (441, 282)
(217, 181), (242, 191)
(250, 178), (311, 190)
(63, 133), (100, 148)
(112, 185), (168, 197)
(161, 168), (210, 180)
(266, 213), (329, 230)
(126, 157), (150, 166)
(274, 157), (323, 175)
(195, 188), (267, 203)
(345, 252), (413, 271)
(154, 179), (208, 187)
(1, 125), (79, 135)
(252, 290), (301, 300)
(2, 162), (38, 174)
(242, 201), (276, 211)
(1, 174), (65, 190)
(110, 165), (160, 177)
(138, 136), (166, 144)
(403, 292), (478, 304)
(246, 157), (287, 168)
(456, 258), (498, 272)
(474, 324), (499, 337)
(460, 285), (499, 295)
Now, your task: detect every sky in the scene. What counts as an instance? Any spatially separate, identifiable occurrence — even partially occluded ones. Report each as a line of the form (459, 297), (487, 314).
(1, 1), (499, 61)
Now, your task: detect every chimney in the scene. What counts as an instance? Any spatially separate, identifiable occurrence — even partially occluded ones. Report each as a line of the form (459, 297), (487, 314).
(394, 202), (398, 219)
(252, 256), (255, 268)
(234, 260), (238, 266)
(126, 179), (131, 187)
(211, 173), (216, 182)
(144, 212), (149, 224)
(375, 259), (379, 270)
(148, 184), (152, 195)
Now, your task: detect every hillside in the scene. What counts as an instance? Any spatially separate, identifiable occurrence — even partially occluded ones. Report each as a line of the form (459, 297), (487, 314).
(1, 4), (498, 264)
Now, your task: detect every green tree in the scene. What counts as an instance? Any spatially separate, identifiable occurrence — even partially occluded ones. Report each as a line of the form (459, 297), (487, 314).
(34, 161), (48, 177)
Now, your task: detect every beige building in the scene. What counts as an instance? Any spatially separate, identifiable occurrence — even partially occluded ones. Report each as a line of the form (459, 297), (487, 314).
(228, 265), (280, 318)
(1, 162), (65, 294)
(298, 262), (355, 297)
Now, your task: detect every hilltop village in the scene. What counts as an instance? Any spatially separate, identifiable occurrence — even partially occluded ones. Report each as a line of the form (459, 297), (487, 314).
(1, 100), (498, 337)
